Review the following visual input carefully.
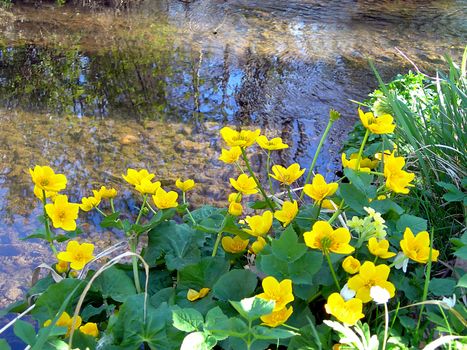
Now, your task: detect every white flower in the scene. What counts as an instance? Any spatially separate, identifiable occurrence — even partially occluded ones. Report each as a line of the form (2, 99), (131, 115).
(394, 252), (409, 273)
(340, 283), (356, 301)
(370, 286), (391, 304)
(441, 294), (456, 309)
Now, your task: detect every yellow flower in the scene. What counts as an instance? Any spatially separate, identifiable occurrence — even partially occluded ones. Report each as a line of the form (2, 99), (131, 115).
(321, 199), (337, 210)
(270, 164), (305, 185)
(222, 235), (249, 254)
(55, 259), (69, 274)
(250, 237), (267, 254)
(57, 240), (95, 271)
(303, 174), (338, 202)
(134, 178), (161, 195)
(219, 146), (242, 164)
(220, 127), (261, 148)
(44, 311), (82, 337)
(260, 306), (293, 327)
(176, 178), (195, 192)
(244, 211), (273, 237)
(122, 168), (155, 187)
(383, 153), (415, 194)
(228, 192), (242, 203)
(256, 276), (294, 311)
(230, 174), (258, 195)
(33, 186), (57, 201)
(359, 108), (395, 134)
(93, 186), (117, 199)
(325, 293), (364, 326)
(152, 187), (179, 209)
(347, 261), (396, 303)
(274, 200), (298, 227)
(79, 322), (99, 337)
(45, 195), (80, 231)
(341, 153), (378, 173)
(400, 228), (439, 264)
(377, 195), (387, 200)
(304, 221), (354, 255)
(368, 238), (396, 259)
(228, 202), (243, 216)
(342, 256), (360, 274)
(79, 195), (101, 212)
(187, 288), (210, 301)
(256, 136), (289, 151)
(29, 165), (67, 193)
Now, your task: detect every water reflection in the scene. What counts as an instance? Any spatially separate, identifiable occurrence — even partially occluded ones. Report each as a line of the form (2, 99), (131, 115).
(0, 0), (465, 308)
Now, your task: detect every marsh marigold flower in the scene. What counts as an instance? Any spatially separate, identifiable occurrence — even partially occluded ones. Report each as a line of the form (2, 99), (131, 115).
(348, 261), (395, 303)
(228, 192), (242, 203)
(176, 178), (195, 192)
(187, 288), (210, 301)
(55, 259), (69, 274)
(256, 276), (294, 311)
(342, 256), (360, 274)
(383, 153), (415, 194)
(33, 186), (57, 201)
(222, 235), (249, 254)
(220, 127), (260, 148)
(250, 236), (267, 254)
(359, 108), (395, 134)
(44, 311), (82, 337)
(260, 306), (293, 327)
(29, 165), (67, 193)
(219, 146), (242, 164)
(79, 195), (101, 212)
(400, 227), (439, 264)
(79, 322), (99, 337)
(152, 187), (178, 209)
(134, 178), (161, 195)
(57, 240), (95, 271)
(45, 195), (80, 231)
(244, 211), (273, 237)
(228, 202), (243, 216)
(122, 169), (155, 187)
(274, 200), (298, 227)
(341, 153), (378, 173)
(230, 174), (258, 195)
(325, 293), (364, 326)
(303, 174), (338, 202)
(304, 221), (354, 255)
(368, 237), (396, 259)
(256, 136), (289, 151)
(270, 164), (305, 185)
(93, 186), (117, 199)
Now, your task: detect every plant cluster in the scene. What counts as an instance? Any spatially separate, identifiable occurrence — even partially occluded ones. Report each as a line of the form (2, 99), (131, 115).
(0, 106), (466, 350)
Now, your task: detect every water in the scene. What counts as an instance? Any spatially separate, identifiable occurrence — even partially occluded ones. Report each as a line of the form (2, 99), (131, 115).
(0, 0), (465, 314)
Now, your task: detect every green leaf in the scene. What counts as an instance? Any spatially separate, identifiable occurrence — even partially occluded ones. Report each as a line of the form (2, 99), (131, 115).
(453, 246), (467, 259)
(429, 278), (456, 296)
(100, 212), (121, 228)
(213, 270), (258, 301)
(180, 332), (217, 350)
(172, 306), (204, 333)
(179, 257), (230, 289)
(370, 199), (404, 216)
(204, 307), (229, 340)
(456, 274), (467, 288)
(396, 214), (427, 233)
(208, 317), (249, 338)
(229, 297), (275, 321)
(93, 266), (137, 302)
(271, 226), (307, 263)
(339, 183), (369, 214)
(343, 168), (376, 199)
(0, 339), (11, 350)
(14, 320), (36, 345)
(252, 325), (297, 340)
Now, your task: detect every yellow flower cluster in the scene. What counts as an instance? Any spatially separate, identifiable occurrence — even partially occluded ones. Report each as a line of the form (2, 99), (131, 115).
(44, 311), (98, 338)
(256, 276), (294, 327)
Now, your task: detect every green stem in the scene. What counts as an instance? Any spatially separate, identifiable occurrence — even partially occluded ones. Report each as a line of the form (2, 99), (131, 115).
(382, 302), (389, 350)
(212, 231), (223, 257)
(325, 251), (340, 290)
(95, 207), (107, 217)
(314, 201), (323, 222)
(42, 190), (57, 255)
(135, 194), (147, 226)
(287, 186), (294, 201)
(327, 201), (345, 224)
(183, 191), (196, 225)
(415, 229), (434, 338)
(130, 238), (142, 294)
(356, 129), (370, 171)
(301, 119), (334, 199)
(369, 171), (385, 176)
(235, 160), (245, 174)
(241, 148), (274, 210)
(110, 198), (116, 213)
(266, 150), (273, 193)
